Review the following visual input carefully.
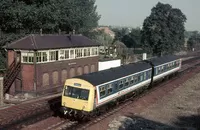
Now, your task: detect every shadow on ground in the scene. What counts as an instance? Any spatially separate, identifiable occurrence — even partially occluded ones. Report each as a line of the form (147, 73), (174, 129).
(123, 113), (200, 130)
(174, 115), (200, 129)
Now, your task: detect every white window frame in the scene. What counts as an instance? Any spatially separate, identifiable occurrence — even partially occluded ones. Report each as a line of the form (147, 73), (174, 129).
(90, 47), (98, 56)
(59, 49), (65, 60)
(69, 48), (75, 59)
(21, 51), (34, 63)
(20, 46), (99, 64)
(36, 51), (48, 63)
(49, 50), (58, 61)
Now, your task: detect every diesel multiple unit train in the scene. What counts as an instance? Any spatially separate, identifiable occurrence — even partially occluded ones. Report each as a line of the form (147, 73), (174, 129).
(61, 55), (182, 117)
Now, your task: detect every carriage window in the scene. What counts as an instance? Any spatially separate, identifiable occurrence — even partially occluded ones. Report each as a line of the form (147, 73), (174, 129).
(144, 72), (147, 80)
(161, 66), (164, 72)
(167, 64), (169, 70)
(115, 83), (118, 91)
(100, 86), (106, 98)
(156, 68), (158, 75)
(140, 74), (143, 81)
(169, 63), (172, 69)
(150, 70), (152, 77)
(164, 65), (167, 71)
(137, 75), (141, 82)
(125, 78), (129, 87)
(158, 67), (162, 74)
(119, 80), (123, 89)
(177, 61), (180, 67)
(130, 76), (134, 84)
(107, 84), (113, 95)
(134, 76), (138, 83)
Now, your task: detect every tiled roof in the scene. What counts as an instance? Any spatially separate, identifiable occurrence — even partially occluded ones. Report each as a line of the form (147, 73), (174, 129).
(4, 34), (100, 50)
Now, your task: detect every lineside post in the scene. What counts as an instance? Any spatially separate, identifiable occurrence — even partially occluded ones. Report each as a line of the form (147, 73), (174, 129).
(0, 77), (3, 106)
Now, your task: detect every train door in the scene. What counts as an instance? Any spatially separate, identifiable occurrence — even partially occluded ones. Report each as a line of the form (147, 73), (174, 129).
(94, 89), (97, 108)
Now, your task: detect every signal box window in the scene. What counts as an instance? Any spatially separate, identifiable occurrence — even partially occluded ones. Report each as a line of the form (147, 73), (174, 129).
(22, 52), (34, 63)
(83, 48), (87, 56)
(65, 50), (69, 59)
(70, 50), (75, 59)
(49, 51), (58, 61)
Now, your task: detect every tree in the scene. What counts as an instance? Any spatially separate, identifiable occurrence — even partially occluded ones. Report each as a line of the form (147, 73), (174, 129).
(122, 28), (142, 48)
(187, 31), (200, 51)
(141, 2), (187, 56)
(112, 27), (142, 49)
(89, 30), (113, 56)
(112, 28), (129, 42)
(0, 0), (100, 34)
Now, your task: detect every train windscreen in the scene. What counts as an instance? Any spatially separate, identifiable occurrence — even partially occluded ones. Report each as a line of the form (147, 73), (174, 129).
(64, 86), (89, 100)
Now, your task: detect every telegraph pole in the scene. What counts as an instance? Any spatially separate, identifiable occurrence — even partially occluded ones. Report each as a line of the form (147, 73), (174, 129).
(0, 77), (3, 106)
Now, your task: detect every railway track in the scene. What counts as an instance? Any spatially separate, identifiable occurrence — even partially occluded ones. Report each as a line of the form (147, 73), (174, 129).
(0, 96), (61, 130)
(0, 53), (200, 130)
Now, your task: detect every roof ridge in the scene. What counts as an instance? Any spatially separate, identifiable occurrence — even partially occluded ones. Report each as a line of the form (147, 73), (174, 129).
(30, 34), (38, 50)
(32, 34), (83, 36)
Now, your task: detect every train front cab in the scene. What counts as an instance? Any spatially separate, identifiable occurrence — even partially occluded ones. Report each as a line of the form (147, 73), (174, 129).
(61, 78), (95, 116)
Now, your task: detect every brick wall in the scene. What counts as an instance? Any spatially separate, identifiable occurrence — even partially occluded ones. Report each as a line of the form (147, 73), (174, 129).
(21, 64), (34, 91)
(7, 50), (15, 66)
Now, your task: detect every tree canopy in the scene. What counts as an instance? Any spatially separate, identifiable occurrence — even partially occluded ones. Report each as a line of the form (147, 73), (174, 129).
(187, 31), (200, 50)
(112, 27), (142, 48)
(0, 0), (100, 34)
(141, 2), (187, 56)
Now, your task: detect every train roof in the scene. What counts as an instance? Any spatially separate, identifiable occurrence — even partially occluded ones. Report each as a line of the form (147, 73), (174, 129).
(74, 55), (180, 86)
(150, 55), (180, 66)
(75, 61), (151, 86)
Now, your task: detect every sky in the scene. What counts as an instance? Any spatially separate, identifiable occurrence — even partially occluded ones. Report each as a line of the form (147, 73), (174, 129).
(95, 0), (200, 31)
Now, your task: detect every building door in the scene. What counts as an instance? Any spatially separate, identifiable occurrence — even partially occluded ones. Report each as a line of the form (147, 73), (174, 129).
(16, 51), (21, 63)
